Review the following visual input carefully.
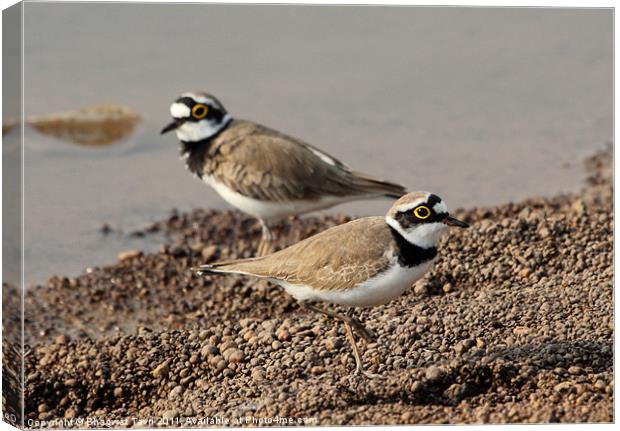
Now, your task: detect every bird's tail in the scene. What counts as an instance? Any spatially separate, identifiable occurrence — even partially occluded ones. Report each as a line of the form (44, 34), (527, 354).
(192, 256), (269, 278)
(349, 171), (407, 199)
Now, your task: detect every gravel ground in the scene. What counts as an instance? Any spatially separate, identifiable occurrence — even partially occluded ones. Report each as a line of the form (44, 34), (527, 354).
(6, 147), (613, 426)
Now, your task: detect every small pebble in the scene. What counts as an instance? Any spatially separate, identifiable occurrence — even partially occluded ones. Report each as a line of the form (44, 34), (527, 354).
(425, 366), (445, 382)
(152, 361), (170, 379)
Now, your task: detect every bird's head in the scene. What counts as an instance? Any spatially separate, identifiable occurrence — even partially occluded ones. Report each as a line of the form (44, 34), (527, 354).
(385, 191), (468, 248)
(161, 92), (232, 142)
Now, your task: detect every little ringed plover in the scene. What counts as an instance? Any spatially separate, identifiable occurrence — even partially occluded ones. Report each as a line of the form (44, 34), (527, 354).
(161, 92), (407, 256)
(193, 191), (469, 378)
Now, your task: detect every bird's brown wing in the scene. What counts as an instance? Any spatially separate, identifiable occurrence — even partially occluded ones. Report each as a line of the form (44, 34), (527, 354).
(204, 217), (395, 292)
(206, 120), (406, 202)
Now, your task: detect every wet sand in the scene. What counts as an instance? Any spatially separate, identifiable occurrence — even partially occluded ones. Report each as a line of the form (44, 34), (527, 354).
(5, 147), (612, 426)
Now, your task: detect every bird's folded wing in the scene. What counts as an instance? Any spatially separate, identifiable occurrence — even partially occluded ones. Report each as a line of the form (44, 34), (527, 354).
(210, 121), (405, 202)
(224, 217), (394, 292)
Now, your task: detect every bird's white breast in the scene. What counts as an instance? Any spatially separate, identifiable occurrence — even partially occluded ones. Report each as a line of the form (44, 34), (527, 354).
(203, 175), (353, 220)
(275, 259), (434, 308)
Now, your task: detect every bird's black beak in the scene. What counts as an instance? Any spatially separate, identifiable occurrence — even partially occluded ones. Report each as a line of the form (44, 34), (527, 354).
(161, 118), (185, 135)
(443, 215), (469, 228)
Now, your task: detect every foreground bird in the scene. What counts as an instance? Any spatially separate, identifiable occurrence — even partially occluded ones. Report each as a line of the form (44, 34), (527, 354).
(193, 191), (469, 378)
(161, 92), (407, 255)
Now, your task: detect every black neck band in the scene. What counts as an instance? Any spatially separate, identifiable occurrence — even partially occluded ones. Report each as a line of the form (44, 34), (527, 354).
(389, 226), (438, 267)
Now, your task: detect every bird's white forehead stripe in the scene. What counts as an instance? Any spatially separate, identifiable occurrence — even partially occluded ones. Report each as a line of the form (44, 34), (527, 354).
(181, 92), (210, 104)
(395, 199), (427, 213)
(170, 103), (190, 118)
(433, 201), (448, 214)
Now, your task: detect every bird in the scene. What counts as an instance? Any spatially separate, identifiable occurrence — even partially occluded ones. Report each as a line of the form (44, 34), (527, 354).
(161, 92), (407, 256)
(193, 191), (469, 378)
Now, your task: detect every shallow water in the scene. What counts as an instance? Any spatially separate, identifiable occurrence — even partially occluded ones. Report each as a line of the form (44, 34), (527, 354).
(6, 4), (612, 286)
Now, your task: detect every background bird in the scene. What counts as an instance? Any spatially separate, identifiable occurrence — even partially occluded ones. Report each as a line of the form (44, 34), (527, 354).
(162, 92), (407, 255)
(194, 191), (469, 378)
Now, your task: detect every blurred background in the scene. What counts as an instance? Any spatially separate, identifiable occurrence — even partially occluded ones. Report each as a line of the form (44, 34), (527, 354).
(6, 4), (612, 285)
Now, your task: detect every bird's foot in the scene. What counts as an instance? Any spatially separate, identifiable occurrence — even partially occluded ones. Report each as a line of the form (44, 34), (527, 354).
(354, 366), (384, 380)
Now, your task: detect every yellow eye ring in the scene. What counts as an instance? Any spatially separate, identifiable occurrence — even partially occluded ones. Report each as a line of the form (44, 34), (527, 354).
(414, 205), (431, 220)
(192, 104), (208, 119)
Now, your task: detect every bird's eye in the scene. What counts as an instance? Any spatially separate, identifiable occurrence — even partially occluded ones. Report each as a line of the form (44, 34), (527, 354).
(414, 205), (431, 220)
(192, 104), (208, 119)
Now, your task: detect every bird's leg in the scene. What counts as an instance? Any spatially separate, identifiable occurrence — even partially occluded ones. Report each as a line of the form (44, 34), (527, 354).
(301, 301), (373, 342)
(300, 301), (382, 378)
(345, 309), (376, 342)
(343, 321), (383, 379)
(257, 219), (273, 256)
